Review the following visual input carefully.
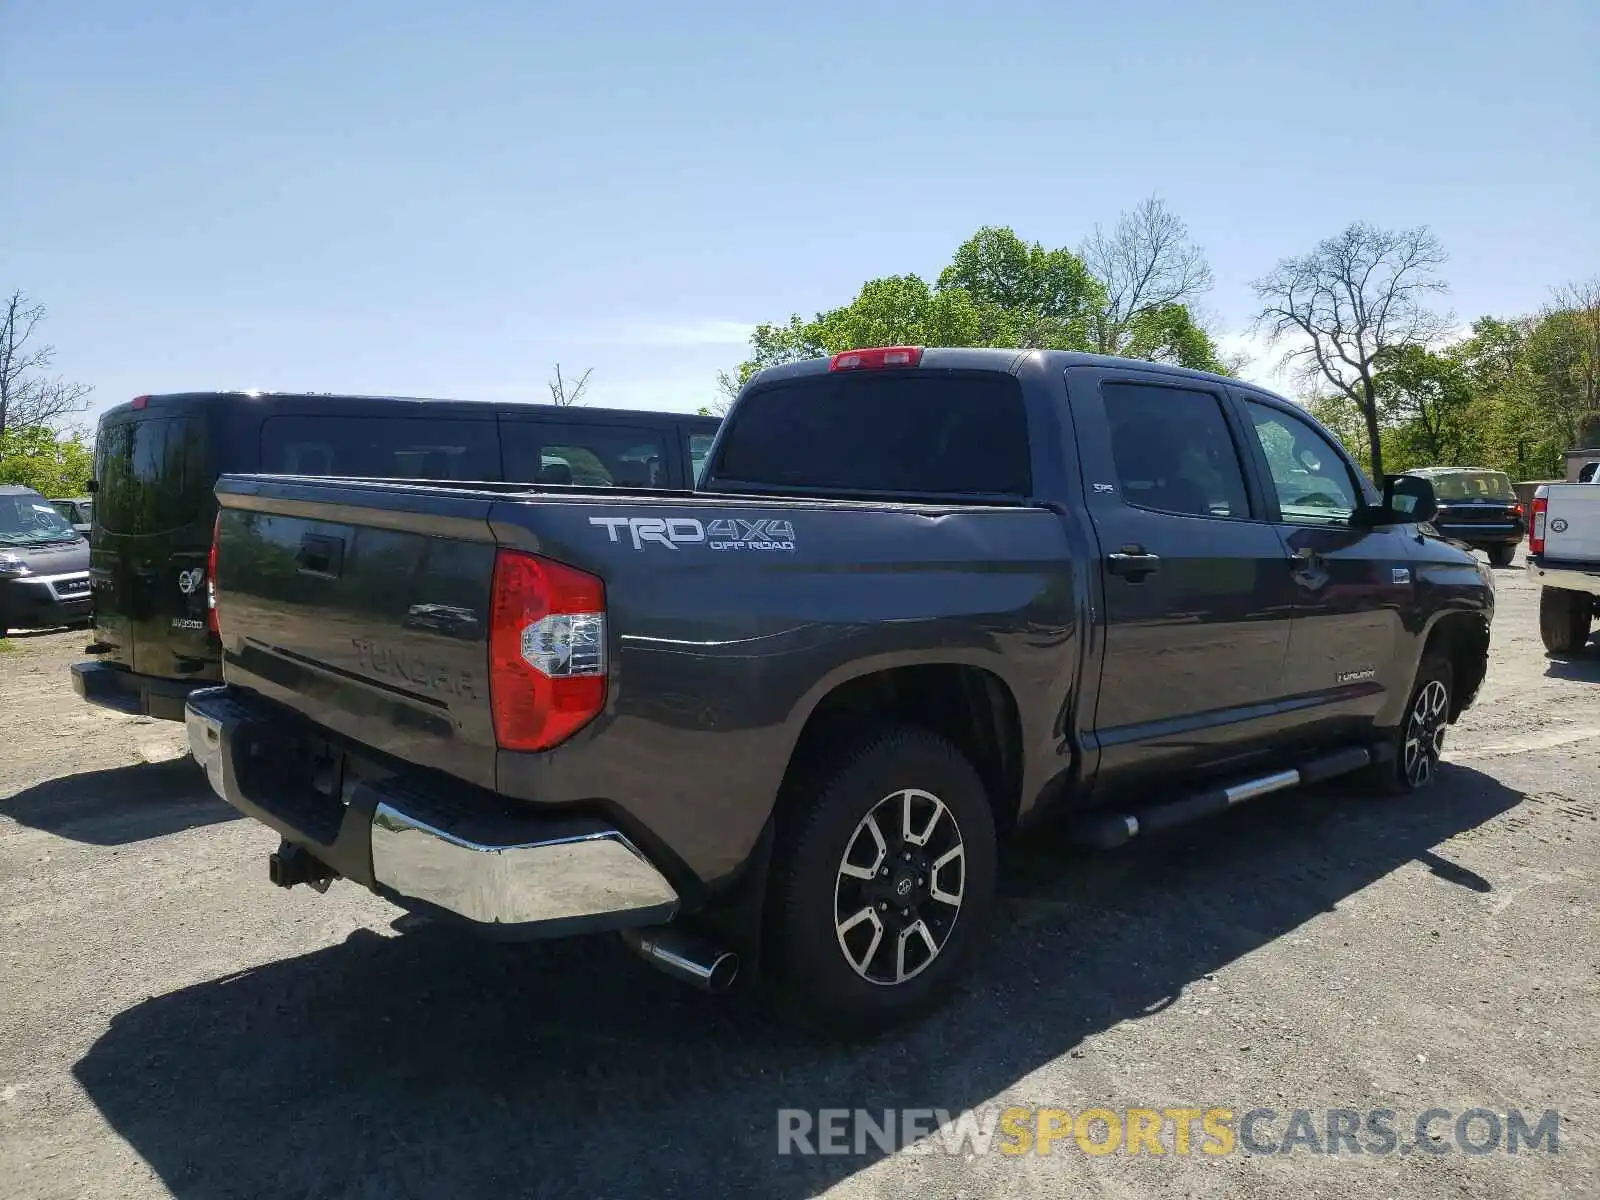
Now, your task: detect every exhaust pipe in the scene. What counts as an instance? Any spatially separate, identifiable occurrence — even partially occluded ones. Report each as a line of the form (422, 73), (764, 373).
(619, 926), (740, 994)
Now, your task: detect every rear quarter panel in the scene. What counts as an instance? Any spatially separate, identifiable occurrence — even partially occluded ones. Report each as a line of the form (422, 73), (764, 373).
(490, 495), (1080, 886)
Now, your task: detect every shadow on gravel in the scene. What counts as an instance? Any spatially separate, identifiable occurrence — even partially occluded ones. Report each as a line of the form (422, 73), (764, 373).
(76, 764), (1521, 1199)
(1544, 653), (1600, 681)
(0, 756), (234, 845)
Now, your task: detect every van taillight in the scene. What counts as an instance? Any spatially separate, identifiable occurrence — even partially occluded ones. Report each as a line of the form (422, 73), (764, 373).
(488, 549), (606, 751)
(207, 514), (220, 634)
(1529, 494), (1548, 556)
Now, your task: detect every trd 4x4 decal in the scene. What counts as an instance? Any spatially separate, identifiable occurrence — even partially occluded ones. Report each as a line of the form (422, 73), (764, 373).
(589, 515), (796, 552)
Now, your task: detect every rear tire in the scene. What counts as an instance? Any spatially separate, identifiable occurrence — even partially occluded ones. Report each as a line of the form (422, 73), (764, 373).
(1364, 652), (1453, 795)
(766, 724), (998, 1035)
(1487, 543), (1516, 568)
(1540, 587), (1593, 656)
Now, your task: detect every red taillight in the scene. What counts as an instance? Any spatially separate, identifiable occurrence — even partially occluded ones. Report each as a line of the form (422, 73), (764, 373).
(206, 513), (220, 634)
(829, 346), (924, 371)
(131, 395), (149, 410)
(1512, 502), (1524, 517)
(489, 549), (607, 751)
(1529, 494), (1548, 555)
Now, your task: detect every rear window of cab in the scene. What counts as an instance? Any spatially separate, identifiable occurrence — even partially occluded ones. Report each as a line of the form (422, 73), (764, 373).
(708, 371), (1031, 497)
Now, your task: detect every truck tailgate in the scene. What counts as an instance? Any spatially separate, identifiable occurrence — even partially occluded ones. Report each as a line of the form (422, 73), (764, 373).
(1544, 485), (1600, 564)
(215, 478), (500, 789)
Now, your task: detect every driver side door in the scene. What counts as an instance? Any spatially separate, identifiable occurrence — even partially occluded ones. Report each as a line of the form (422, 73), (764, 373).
(1232, 392), (1415, 743)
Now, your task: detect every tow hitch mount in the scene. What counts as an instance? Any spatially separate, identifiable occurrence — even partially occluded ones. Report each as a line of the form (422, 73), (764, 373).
(268, 842), (337, 894)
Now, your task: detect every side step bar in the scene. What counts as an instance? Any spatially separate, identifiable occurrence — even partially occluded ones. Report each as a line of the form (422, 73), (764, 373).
(1070, 745), (1377, 850)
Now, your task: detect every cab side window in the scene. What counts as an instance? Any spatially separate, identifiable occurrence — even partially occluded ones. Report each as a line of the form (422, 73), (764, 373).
(1242, 401), (1360, 525)
(1103, 382), (1251, 519)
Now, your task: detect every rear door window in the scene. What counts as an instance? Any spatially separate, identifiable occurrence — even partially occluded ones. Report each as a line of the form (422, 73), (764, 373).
(501, 423), (670, 487)
(709, 372), (1031, 496)
(95, 416), (214, 534)
(259, 416), (499, 481)
(1103, 383), (1252, 519)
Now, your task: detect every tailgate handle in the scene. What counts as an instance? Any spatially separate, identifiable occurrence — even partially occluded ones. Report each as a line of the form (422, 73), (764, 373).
(296, 534), (345, 579)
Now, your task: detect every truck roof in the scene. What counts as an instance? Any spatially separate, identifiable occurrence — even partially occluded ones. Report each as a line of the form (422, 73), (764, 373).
(746, 347), (1252, 392)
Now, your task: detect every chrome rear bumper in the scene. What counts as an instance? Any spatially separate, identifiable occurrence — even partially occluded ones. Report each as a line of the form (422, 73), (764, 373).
(367, 802), (680, 927)
(186, 686), (680, 934)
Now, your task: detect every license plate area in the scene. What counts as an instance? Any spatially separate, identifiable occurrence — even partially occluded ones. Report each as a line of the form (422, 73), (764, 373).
(236, 729), (347, 845)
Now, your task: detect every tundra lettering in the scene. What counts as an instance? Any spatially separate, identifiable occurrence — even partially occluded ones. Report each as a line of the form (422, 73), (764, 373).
(351, 637), (477, 698)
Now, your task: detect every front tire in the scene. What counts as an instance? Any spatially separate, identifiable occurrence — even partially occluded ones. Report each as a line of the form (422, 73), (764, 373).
(1487, 543), (1517, 568)
(767, 725), (998, 1034)
(1366, 653), (1454, 794)
(1540, 587), (1593, 656)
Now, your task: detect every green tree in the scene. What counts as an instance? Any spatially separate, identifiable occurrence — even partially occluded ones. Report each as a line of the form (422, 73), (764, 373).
(936, 226), (1102, 349)
(722, 206), (1226, 390)
(1523, 279), (1600, 450)
(1576, 411), (1600, 450)
(0, 425), (93, 495)
(1304, 394), (1372, 474)
(1373, 344), (1474, 467)
(1080, 196), (1218, 367)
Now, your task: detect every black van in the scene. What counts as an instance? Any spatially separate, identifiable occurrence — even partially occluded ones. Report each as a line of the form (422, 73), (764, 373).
(72, 392), (721, 720)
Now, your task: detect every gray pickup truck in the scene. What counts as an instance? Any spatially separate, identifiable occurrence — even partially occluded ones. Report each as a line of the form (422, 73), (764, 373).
(187, 348), (1494, 1030)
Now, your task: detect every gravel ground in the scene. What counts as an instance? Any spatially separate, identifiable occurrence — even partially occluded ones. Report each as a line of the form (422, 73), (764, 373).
(2, 550), (1597, 1199)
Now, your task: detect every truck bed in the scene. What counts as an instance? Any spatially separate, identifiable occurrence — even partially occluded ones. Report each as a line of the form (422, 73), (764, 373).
(210, 472), (1080, 885)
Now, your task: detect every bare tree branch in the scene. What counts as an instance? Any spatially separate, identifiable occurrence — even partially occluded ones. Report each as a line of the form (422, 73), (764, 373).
(1, 291), (91, 437)
(1081, 196), (1215, 355)
(1252, 223), (1450, 478)
(547, 363), (593, 408)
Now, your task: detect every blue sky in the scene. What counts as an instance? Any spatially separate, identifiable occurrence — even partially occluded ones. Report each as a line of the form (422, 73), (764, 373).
(4, 0), (1596, 421)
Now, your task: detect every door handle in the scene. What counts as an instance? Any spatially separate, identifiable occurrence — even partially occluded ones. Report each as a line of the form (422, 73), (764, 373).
(1107, 546), (1162, 581)
(296, 534), (345, 578)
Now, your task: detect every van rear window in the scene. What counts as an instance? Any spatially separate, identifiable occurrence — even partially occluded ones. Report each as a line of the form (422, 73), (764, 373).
(259, 416), (499, 481)
(95, 416), (214, 535)
(501, 423), (670, 487)
(709, 372), (1031, 496)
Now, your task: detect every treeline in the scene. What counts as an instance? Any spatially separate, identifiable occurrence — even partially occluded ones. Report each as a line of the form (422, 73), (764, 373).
(718, 202), (1599, 484)
(1307, 288), (1600, 481)
(713, 198), (1227, 409)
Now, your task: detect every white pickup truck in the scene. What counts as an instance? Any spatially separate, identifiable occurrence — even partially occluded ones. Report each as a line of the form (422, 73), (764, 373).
(1529, 479), (1600, 653)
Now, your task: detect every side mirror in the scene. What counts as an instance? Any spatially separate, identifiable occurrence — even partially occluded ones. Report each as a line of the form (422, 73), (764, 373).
(1352, 474), (1437, 529)
(1384, 474), (1437, 523)
(86, 479), (99, 494)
